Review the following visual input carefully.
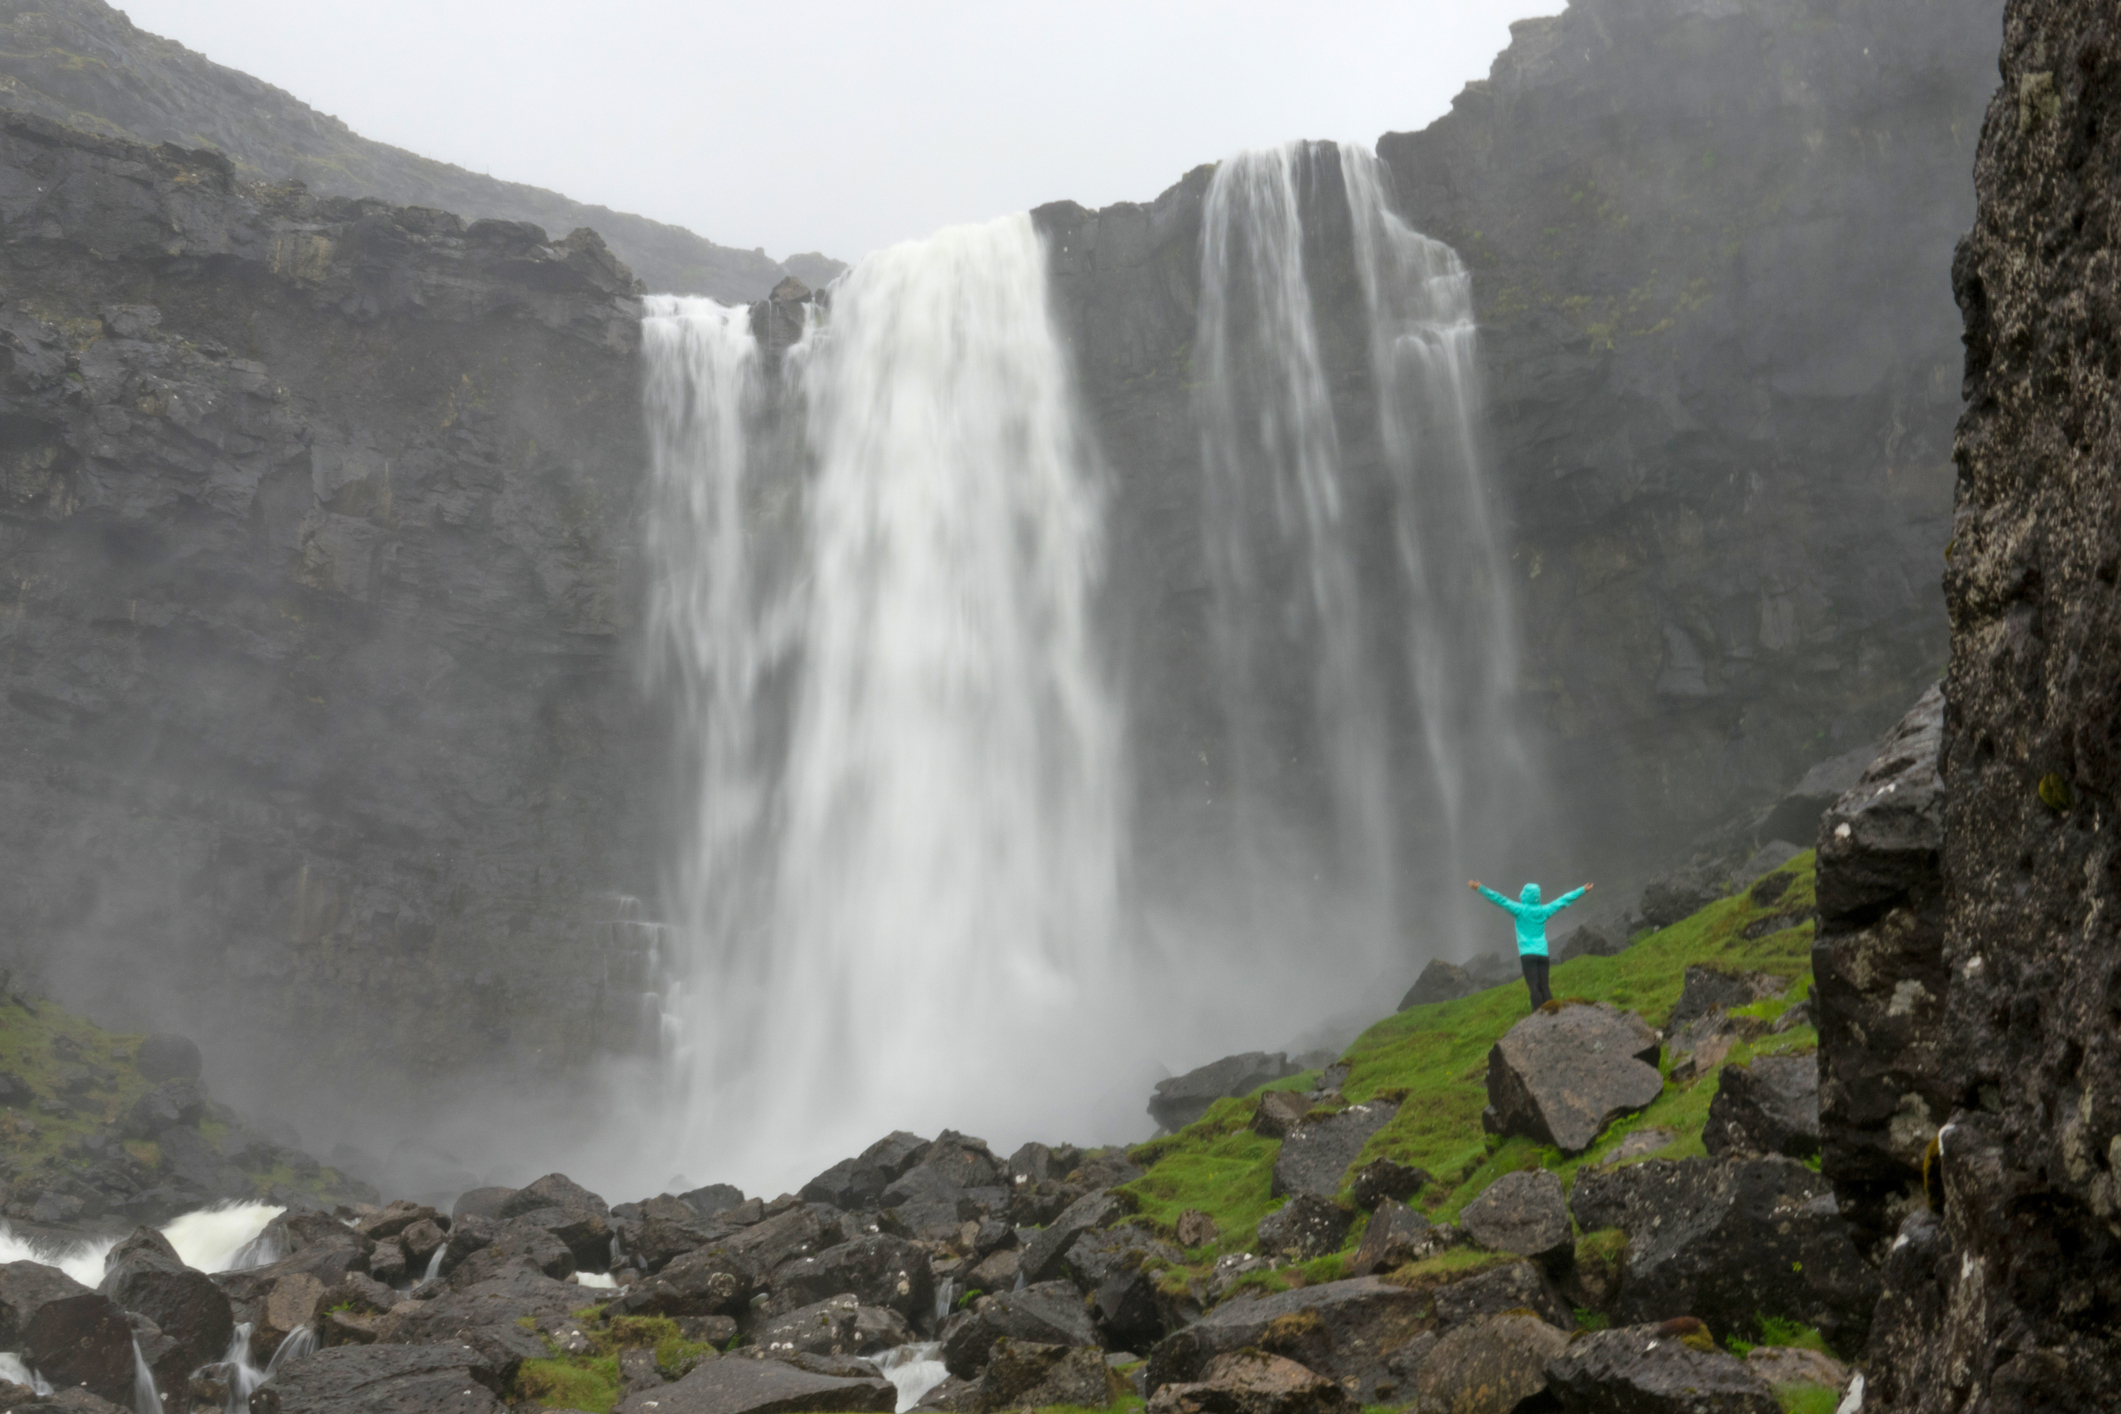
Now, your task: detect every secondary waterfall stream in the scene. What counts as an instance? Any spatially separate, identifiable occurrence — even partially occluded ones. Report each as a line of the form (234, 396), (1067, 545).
(642, 145), (1533, 1190)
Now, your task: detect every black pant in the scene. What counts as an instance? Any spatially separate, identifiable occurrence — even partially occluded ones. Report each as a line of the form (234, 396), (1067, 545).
(1521, 955), (1552, 1009)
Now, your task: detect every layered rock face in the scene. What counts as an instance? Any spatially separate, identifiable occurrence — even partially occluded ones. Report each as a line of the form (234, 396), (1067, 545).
(0, 115), (663, 1117)
(0, 0), (800, 300)
(1845, 0), (2121, 1404)
(1038, 0), (1998, 894)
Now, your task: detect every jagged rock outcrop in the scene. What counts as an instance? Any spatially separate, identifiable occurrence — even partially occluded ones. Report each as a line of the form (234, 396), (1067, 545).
(0, 0), (803, 300)
(0, 112), (663, 1121)
(1848, 0), (2121, 1406)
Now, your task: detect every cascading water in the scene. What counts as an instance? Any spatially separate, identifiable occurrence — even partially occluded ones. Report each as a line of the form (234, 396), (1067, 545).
(1189, 142), (1536, 971)
(647, 216), (1129, 1189)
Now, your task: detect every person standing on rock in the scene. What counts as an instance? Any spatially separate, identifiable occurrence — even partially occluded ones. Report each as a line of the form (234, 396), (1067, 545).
(1468, 879), (1592, 1010)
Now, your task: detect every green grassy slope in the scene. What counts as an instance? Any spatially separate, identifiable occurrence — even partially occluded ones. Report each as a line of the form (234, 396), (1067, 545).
(1120, 853), (1820, 1264)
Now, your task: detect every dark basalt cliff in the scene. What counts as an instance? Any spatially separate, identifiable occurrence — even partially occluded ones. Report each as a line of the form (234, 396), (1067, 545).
(1039, 0), (1998, 890)
(0, 0), (797, 301)
(0, 115), (663, 1121)
(1828, 0), (2121, 1404)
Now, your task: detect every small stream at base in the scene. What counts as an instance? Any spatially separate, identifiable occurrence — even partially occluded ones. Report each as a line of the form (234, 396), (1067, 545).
(874, 1343), (949, 1414)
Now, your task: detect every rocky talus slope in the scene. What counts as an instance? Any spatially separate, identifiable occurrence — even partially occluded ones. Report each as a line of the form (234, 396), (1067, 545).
(0, 114), (665, 1117)
(0, 0), (803, 300)
(0, 848), (1869, 1414)
(1808, 0), (2121, 1406)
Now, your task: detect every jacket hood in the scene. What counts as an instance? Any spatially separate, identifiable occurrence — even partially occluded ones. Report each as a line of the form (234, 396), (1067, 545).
(1520, 882), (1542, 904)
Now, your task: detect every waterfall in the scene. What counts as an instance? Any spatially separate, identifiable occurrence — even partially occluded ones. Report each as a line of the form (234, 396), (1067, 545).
(1192, 141), (1534, 967)
(646, 216), (1127, 1188)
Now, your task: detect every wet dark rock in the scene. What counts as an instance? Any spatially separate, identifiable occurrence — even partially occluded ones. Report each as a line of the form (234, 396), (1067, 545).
(760, 1234), (933, 1324)
(375, 1264), (586, 1343)
(1249, 1092), (1312, 1141)
(1810, 685), (1949, 1253)
(684, 1185), (752, 1223)
(445, 1219), (576, 1287)
(1457, 1168), (1571, 1266)
(975, 1340), (1121, 1412)
(367, 1239), (408, 1286)
(1067, 1151), (1146, 1192)
(506, 1203), (614, 1269)
(249, 1343), (507, 1414)
(902, 1133), (1002, 1192)
(1542, 1323), (1778, 1413)
(1430, 1260), (1573, 1331)
(1667, 966), (1780, 1032)
(938, 1281), (1099, 1377)
(802, 1132), (929, 1210)
(1004, 1142), (1082, 1187)
(1146, 1350), (1350, 1414)
(632, 1215), (713, 1272)
(1347, 1158), (1430, 1211)
(1345, 1199), (1449, 1277)
(1639, 871), (1721, 930)
(611, 1351), (895, 1414)
(1409, 1313), (1566, 1412)
(0, 1260), (92, 1347)
(1142, 1277), (1431, 1402)
(1063, 1227), (1189, 1349)
(451, 1187), (516, 1223)
(1270, 1101), (1397, 1199)
(398, 1218), (448, 1271)
(1399, 960), (1472, 1009)
(120, 1079), (204, 1139)
(1482, 1003), (1662, 1155)
(1555, 923), (1627, 964)
(1149, 1054), (1304, 1132)
(1018, 1190), (1127, 1286)
(1706, 1053), (1821, 1160)
(357, 1200), (443, 1241)
(1569, 1156), (1875, 1354)
(23, 1290), (135, 1404)
(501, 1172), (609, 1220)
(99, 1225), (234, 1368)
(134, 1035), (202, 1083)
(126, 1311), (191, 1407)
(752, 1295), (863, 1359)
(962, 1247), (1019, 1294)
(1254, 1194), (1352, 1260)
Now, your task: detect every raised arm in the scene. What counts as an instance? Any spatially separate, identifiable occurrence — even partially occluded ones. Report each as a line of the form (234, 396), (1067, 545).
(1471, 882), (1520, 914)
(1550, 884), (1593, 912)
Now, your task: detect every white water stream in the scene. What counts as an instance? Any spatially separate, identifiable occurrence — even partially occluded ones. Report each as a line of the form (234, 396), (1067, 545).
(641, 146), (1530, 1191)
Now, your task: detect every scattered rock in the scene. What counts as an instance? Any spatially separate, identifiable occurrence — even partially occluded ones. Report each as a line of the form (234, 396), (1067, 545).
(1250, 1092), (1312, 1140)
(1409, 1312), (1567, 1412)
(1554, 923), (1627, 963)
(1706, 1053), (1821, 1160)
(1018, 1190), (1126, 1286)
(101, 1226), (234, 1368)
(1150, 1055), (1306, 1132)
(1429, 1261), (1573, 1331)
(1457, 1169), (1570, 1266)
(1482, 1003), (1663, 1154)
(1270, 1102), (1397, 1199)
(938, 1282), (1099, 1377)
(251, 1343), (509, 1414)
(1143, 1276), (1430, 1403)
(802, 1132), (929, 1210)
(1567, 1156), (1876, 1354)
(0, 1261), (93, 1349)
(1174, 1210), (1220, 1249)
(1638, 871), (1721, 930)
(761, 1233), (933, 1324)
(1344, 1199), (1449, 1277)
(1743, 1344), (1849, 1392)
(134, 1035), (203, 1083)
(1254, 1194), (1351, 1260)
(1398, 961), (1472, 1009)
(1347, 1159), (1430, 1210)
(500, 1172), (610, 1219)
(752, 1295), (863, 1360)
(1542, 1323), (1778, 1412)
(1668, 966), (1781, 1031)
(1147, 1349), (1352, 1414)
(976, 1340), (1123, 1411)
(451, 1187), (516, 1222)
(23, 1290), (135, 1405)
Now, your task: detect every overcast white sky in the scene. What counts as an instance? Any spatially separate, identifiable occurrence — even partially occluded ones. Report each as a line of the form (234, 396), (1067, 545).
(119, 0), (1555, 263)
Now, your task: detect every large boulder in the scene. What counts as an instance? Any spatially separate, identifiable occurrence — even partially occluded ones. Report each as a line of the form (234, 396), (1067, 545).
(249, 1343), (507, 1414)
(1344, 1199), (1450, 1277)
(1705, 1053), (1821, 1160)
(1430, 1260), (1573, 1331)
(1347, 1159), (1429, 1211)
(1270, 1102), (1398, 1199)
(1150, 1054), (1305, 1132)
(975, 1341), (1122, 1412)
(1018, 1190), (1126, 1285)
(0, 1261), (93, 1347)
(751, 1295), (864, 1359)
(499, 1172), (610, 1220)
(801, 1132), (928, 1210)
(22, 1290), (134, 1405)
(445, 1220), (576, 1288)
(1482, 1003), (1663, 1154)
(1398, 961), (1472, 1009)
(938, 1282), (1098, 1377)
(1408, 1313), (1568, 1413)
(375, 1264), (587, 1344)
(99, 1226), (234, 1368)
(1254, 1194), (1351, 1260)
(1146, 1350), (1352, 1414)
(1063, 1228), (1190, 1350)
(761, 1234), (933, 1324)
(1142, 1277), (1431, 1403)
(611, 1352), (895, 1414)
(134, 1035), (203, 1083)
(1569, 1156), (1877, 1354)
(1456, 1169), (1570, 1265)
(1542, 1323), (1778, 1413)
(1666, 965), (1780, 1031)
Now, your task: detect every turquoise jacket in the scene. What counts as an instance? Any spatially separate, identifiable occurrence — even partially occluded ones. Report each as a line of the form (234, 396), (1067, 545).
(1477, 882), (1587, 958)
